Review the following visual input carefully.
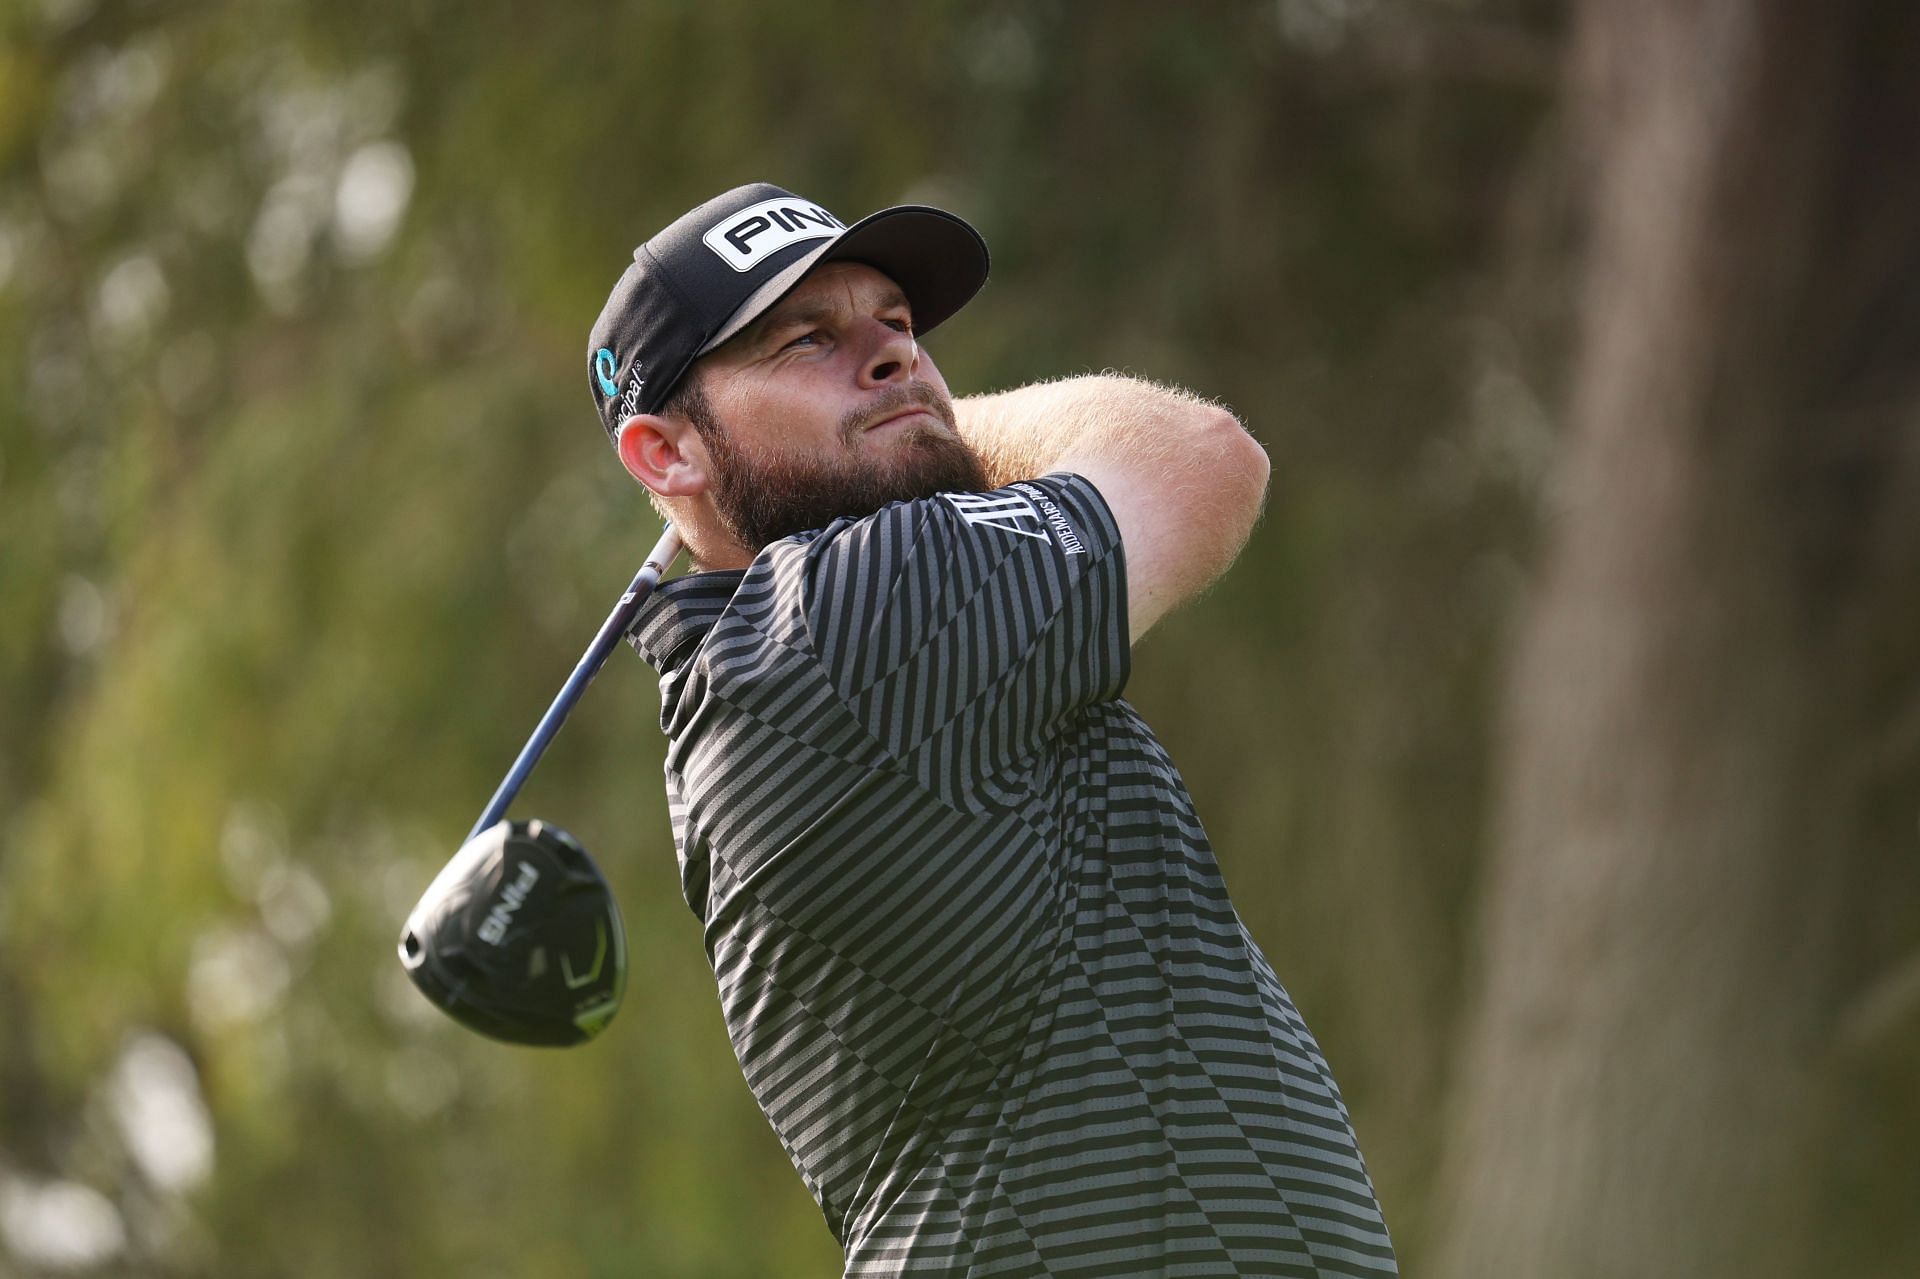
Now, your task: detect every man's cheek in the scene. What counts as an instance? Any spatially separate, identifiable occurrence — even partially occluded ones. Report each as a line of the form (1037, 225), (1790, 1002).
(913, 348), (950, 398)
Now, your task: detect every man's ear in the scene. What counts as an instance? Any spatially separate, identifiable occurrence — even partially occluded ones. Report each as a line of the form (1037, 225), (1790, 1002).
(615, 414), (710, 498)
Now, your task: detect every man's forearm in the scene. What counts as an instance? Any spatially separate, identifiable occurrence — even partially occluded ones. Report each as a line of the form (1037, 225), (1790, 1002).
(953, 373), (1220, 490)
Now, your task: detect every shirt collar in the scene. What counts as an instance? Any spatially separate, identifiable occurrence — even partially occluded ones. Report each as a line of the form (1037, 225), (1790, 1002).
(626, 570), (747, 673)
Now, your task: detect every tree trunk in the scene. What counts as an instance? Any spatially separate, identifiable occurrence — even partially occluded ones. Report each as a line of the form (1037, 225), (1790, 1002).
(1433, 1), (1920, 1275)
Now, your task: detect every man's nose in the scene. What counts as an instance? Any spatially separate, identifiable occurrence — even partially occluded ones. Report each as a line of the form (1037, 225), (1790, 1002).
(859, 320), (919, 387)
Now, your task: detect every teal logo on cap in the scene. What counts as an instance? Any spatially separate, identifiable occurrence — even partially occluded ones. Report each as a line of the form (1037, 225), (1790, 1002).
(594, 348), (620, 396)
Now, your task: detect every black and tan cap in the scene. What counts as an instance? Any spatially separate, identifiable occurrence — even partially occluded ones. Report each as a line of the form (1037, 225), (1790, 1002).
(587, 183), (990, 438)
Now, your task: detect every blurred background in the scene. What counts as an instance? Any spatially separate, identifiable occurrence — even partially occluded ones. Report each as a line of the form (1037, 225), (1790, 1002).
(3, 0), (1918, 1275)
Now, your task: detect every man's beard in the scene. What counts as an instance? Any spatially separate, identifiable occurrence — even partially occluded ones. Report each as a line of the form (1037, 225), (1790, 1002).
(695, 383), (990, 555)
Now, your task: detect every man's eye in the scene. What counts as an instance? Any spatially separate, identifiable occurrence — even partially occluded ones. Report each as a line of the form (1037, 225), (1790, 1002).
(883, 317), (912, 333)
(783, 330), (821, 349)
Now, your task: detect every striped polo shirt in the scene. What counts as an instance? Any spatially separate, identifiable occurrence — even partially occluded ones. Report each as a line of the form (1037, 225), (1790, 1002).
(628, 474), (1396, 1277)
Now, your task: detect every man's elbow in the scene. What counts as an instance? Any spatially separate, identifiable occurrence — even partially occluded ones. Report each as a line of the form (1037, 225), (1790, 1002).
(1193, 404), (1270, 530)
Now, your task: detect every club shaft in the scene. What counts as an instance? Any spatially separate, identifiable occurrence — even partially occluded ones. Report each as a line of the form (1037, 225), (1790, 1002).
(466, 524), (683, 843)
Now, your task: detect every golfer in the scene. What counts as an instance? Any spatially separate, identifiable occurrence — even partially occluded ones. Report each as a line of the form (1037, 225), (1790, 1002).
(588, 184), (1397, 1277)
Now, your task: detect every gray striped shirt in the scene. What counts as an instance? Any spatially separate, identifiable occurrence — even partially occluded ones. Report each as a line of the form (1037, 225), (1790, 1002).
(629, 474), (1396, 1277)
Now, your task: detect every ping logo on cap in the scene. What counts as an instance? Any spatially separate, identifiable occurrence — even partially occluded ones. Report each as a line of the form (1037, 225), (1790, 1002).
(703, 197), (845, 272)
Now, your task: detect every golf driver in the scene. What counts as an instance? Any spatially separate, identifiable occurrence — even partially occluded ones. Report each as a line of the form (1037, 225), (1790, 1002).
(398, 524), (682, 1046)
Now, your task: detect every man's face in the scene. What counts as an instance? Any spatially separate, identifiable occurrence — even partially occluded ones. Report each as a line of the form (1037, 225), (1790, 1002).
(682, 261), (987, 554)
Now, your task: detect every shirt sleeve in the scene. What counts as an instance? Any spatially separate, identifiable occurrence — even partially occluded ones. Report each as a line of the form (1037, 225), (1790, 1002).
(784, 472), (1129, 810)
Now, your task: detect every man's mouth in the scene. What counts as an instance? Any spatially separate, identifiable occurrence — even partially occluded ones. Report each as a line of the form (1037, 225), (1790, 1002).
(866, 407), (935, 433)
(842, 385), (954, 443)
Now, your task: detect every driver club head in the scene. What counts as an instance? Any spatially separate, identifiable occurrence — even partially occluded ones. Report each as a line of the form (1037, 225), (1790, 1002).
(398, 819), (627, 1047)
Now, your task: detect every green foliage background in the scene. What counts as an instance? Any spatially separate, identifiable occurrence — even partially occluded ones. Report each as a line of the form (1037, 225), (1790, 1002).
(1, 1), (1560, 1272)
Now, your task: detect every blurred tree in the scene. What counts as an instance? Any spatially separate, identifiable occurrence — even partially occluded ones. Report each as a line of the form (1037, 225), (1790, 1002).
(1434, 1), (1920, 1275)
(19, 0), (1827, 1273)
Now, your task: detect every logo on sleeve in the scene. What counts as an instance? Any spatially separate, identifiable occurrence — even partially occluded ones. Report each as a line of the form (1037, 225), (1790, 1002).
(944, 487), (1087, 555)
(943, 491), (1047, 540)
(1011, 483), (1086, 555)
(702, 198), (846, 272)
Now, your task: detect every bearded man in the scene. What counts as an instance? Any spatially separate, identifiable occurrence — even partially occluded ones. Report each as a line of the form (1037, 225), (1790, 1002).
(587, 184), (1397, 1278)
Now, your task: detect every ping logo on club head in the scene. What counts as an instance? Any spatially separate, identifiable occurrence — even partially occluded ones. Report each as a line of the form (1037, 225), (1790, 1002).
(703, 198), (845, 272)
(478, 861), (541, 945)
(594, 347), (620, 397)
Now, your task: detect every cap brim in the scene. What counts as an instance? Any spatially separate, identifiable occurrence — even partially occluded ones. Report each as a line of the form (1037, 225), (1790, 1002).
(699, 205), (989, 355)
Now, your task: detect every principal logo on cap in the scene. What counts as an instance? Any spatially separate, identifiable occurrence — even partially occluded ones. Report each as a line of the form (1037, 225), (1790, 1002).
(702, 197), (845, 272)
(616, 362), (646, 423)
(594, 348), (620, 397)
